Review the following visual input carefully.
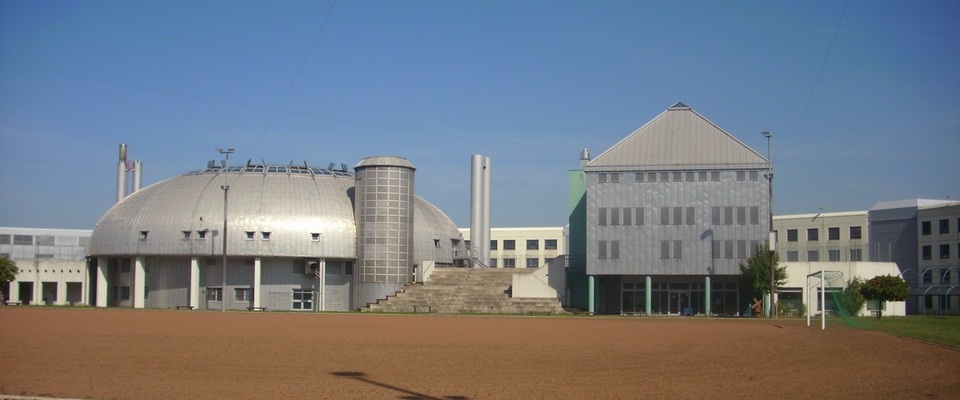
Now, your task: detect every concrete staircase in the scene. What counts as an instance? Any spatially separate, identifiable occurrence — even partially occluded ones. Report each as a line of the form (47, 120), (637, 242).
(362, 268), (566, 314)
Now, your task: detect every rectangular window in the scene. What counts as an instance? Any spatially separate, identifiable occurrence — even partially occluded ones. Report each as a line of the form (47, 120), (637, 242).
(598, 173), (607, 183)
(139, 231), (148, 240)
(503, 258), (516, 268)
(850, 248), (863, 261)
(622, 207), (632, 226)
(686, 207), (695, 225)
(736, 240), (746, 259)
(749, 206), (759, 225)
(292, 289), (312, 310)
(940, 219), (950, 234)
(245, 231), (255, 240)
(611, 240), (620, 259)
(736, 207), (746, 225)
(940, 244), (950, 259)
(13, 235), (33, 245)
(925, 295), (933, 308)
(711, 171), (720, 181)
(206, 287), (222, 302)
(807, 250), (820, 262)
(526, 258), (539, 268)
(828, 227), (840, 241)
(526, 240), (539, 250)
(711, 207), (721, 225)
(944, 269), (952, 284)
(673, 240), (682, 259)
(598, 208), (607, 226)
(828, 249), (841, 261)
(807, 228), (819, 241)
(0, 234), (10, 245)
(635, 172), (644, 182)
(261, 231), (271, 241)
(599, 240), (608, 259)
(724, 207), (733, 226)
(120, 286), (131, 301)
(660, 208), (670, 225)
(712, 240), (720, 259)
(311, 232), (320, 241)
(787, 251), (799, 262)
(235, 288), (250, 302)
(849, 226), (862, 240)
(922, 221), (932, 236)
(503, 240), (515, 250)
(922, 270), (933, 285)
(724, 241), (734, 259)
(489, 259), (498, 268)
(787, 229), (798, 242)
(545, 239), (558, 250)
(647, 172), (657, 182)
(610, 173), (620, 183)
(490, 240), (498, 250)
(922, 245), (932, 260)
(736, 171), (746, 181)
(635, 207), (644, 225)
(182, 231), (191, 240)
(685, 171), (695, 181)
(698, 171), (707, 181)
(672, 172), (682, 181)
(610, 208), (620, 226)
(749, 170), (759, 181)
(673, 207), (682, 226)
(660, 241), (670, 259)
(660, 172), (670, 182)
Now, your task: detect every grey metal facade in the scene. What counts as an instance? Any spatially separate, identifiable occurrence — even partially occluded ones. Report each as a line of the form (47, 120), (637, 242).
(583, 103), (770, 277)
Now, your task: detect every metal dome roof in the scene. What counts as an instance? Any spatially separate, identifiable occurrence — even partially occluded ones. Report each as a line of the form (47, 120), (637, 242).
(89, 164), (463, 263)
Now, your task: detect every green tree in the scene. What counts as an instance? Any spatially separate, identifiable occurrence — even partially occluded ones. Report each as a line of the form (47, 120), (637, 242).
(738, 242), (787, 305)
(839, 277), (866, 316)
(860, 275), (909, 319)
(1, 255), (18, 302)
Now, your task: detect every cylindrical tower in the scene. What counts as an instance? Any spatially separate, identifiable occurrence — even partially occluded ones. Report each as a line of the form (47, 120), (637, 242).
(116, 144), (127, 203)
(354, 156), (416, 308)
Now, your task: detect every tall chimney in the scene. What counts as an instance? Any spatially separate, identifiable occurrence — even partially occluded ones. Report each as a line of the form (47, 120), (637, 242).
(133, 160), (142, 193)
(470, 155), (491, 267)
(116, 144), (127, 203)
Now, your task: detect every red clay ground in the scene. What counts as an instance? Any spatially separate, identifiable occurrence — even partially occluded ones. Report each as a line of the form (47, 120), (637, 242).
(1, 308), (958, 399)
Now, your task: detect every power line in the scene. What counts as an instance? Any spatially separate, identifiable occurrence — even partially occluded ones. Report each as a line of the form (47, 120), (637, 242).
(782, 0), (849, 152)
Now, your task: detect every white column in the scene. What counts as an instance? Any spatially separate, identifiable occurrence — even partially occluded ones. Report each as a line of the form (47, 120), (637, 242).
(133, 257), (146, 308)
(252, 257), (261, 308)
(56, 279), (67, 305)
(318, 259), (326, 311)
(190, 257), (200, 309)
(9, 277), (20, 303)
(96, 257), (108, 307)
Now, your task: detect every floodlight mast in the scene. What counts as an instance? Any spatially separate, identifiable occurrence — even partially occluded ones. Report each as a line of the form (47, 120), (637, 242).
(217, 147), (234, 312)
(763, 131), (774, 318)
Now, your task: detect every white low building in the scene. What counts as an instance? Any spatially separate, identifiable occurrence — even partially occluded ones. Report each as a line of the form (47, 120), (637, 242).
(778, 261), (906, 317)
(1, 227), (92, 306)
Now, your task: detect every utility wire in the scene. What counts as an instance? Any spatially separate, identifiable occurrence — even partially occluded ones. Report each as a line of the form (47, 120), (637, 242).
(782, 0), (849, 151)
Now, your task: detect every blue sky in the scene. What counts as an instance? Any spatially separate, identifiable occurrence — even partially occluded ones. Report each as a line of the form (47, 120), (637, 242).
(1, 0), (958, 230)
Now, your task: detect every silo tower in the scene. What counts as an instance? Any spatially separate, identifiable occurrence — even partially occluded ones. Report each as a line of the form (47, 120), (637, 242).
(354, 156), (416, 307)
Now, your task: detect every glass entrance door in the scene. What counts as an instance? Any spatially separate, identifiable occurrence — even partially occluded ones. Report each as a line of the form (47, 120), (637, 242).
(669, 291), (690, 315)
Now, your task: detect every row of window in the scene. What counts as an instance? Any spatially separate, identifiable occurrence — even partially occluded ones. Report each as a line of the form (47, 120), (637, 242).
(784, 249), (863, 262)
(921, 218), (958, 236)
(920, 269), (954, 285)
(140, 231), (327, 242)
(783, 226), (862, 242)
(597, 170), (762, 184)
(597, 206), (762, 227)
(0, 234), (89, 246)
(921, 244), (958, 260)
(487, 258), (541, 268)
(484, 239), (559, 251)
(595, 240), (761, 260)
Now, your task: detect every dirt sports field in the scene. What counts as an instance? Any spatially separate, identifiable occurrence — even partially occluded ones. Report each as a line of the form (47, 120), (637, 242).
(1, 308), (959, 400)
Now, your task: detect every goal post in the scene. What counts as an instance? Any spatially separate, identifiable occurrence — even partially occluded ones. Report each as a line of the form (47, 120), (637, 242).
(806, 270), (844, 330)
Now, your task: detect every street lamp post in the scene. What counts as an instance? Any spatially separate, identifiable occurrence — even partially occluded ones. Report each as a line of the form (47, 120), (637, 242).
(762, 131), (774, 318)
(217, 147), (234, 312)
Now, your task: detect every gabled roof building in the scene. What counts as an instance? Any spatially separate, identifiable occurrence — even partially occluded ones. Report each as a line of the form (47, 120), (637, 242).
(569, 103), (771, 315)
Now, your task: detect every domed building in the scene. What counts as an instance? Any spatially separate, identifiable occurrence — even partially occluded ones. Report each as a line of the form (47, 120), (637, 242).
(89, 154), (466, 311)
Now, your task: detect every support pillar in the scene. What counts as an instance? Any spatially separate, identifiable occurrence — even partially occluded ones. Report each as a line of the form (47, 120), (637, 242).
(96, 257), (108, 307)
(588, 275), (596, 314)
(705, 276), (711, 317)
(645, 276), (652, 316)
(8, 278), (20, 304)
(190, 257), (200, 309)
(252, 257), (262, 309)
(317, 258), (326, 312)
(56, 279), (67, 305)
(133, 257), (146, 308)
